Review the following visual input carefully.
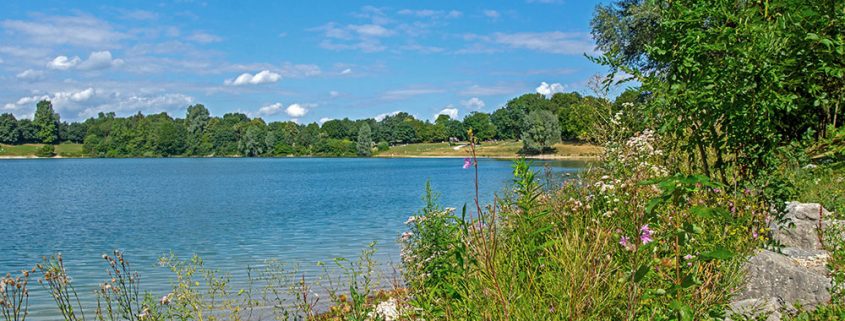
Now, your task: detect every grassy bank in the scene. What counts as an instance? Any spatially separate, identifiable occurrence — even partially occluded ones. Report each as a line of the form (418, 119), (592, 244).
(375, 141), (602, 159)
(0, 141), (602, 159)
(0, 143), (84, 157)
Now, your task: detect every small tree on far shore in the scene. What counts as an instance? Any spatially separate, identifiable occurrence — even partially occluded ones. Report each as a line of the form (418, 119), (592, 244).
(522, 109), (561, 154)
(357, 123), (373, 157)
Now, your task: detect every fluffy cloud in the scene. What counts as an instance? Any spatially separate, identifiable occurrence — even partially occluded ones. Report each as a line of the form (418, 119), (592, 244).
(16, 69), (45, 82)
(3, 88), (96, 112)
(224, 70), (282, 86)
(461, 97), (485, 110)
(47, 51), (123, 71)
(47, 56), (81, 70)
(77, 51), (124, 70)
(341, 68), (352, 75)
(257, 103), (284, 116)
(3, 88), (192, 120)
(285, 103), (308, 117)
(536, 81), (565, 96)
(436, 107), (458, 120)
(319, 117), (333, 124)
(329, 91), (340, 97)
(374, 110), (401, 121)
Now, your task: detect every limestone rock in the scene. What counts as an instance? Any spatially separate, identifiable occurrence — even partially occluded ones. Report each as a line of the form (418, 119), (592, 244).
(730, 202), (837, 320)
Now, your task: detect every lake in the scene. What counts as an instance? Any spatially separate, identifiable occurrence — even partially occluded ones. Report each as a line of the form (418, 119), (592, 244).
(0, 157), (585, 318)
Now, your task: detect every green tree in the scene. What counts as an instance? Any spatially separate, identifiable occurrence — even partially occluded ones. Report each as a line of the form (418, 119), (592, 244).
(33, 100), (60, 144)
(522, 110), (561, 154)
(356, 123), (373, 156)
(463, 112), (497, 141)
(491, 105), (526, 140)
(16, 119), (39, 143)
(0, 113), (20, 144)
(239, 125), (265, 157)
(593, 0), (845, 180)
(155, 121), (186, 157)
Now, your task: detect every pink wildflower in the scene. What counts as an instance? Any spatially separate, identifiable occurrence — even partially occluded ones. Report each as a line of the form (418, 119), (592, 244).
(640, 224), (653, 244)
(619, 236), (629, 247)
(463, 158), (473, 169)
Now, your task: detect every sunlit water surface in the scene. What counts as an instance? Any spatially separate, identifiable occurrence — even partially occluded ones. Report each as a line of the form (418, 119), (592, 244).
(0, 157), (585, 319)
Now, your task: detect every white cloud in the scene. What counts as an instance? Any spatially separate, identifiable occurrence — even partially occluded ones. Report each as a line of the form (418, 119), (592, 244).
(285, 103), (308, 117)
(374, 110), (401, 121)
(257, 102), (284, 116)
(341, 68), (352, 75)
(224, 70), (282, 86)
(483, 10), (501, 19)
(491, 32), (595, 55)
(3, 88), (193, 120)
(47, 55), (81, 70)
(461, 97), (485, 110)
(78, 93), (192, 119)
(1, 15), (125, 48)
(319, 117), (333, 124)
(47, 51), (122, 71)
(329, 90), (340, 97)
(536, 82), (565, 96)
(436, 107), (458, 120)
(316, 20), (396, 53)
(16, 69), (45, 81)
(77, 51), (124, 70)
(187, 31), (222, 43)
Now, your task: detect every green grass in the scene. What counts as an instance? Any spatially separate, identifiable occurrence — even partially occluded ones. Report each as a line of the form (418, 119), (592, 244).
(375, 140), (602, 158)
(0, 143), (84, 157)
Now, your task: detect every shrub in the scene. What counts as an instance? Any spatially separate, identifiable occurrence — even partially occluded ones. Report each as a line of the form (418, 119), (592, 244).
(35, 145), (55, 157)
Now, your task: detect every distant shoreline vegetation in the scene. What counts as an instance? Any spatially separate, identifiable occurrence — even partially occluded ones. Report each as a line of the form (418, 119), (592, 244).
(0, 90), (626, 158)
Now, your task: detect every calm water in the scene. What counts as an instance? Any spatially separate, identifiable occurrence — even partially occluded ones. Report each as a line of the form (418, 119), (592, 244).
(0, 157), (584, 318)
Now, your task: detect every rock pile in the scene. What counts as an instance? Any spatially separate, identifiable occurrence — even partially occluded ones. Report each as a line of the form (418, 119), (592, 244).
(730, 202), (840, 320)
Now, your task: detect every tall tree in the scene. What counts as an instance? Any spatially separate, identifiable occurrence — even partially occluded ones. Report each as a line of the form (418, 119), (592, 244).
(33, 100), (60, 144)
(522, 110), (561, 154)
(356, 123), (373, 157)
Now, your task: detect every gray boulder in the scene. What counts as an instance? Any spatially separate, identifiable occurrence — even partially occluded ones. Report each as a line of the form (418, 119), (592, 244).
(729, 202), (839, 320)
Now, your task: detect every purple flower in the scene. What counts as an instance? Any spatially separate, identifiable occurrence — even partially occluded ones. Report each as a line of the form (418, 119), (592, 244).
(683, 254), (695, 260)
(463, 158), (473, 169)
(640, 224), (653, 244)
(619, 236), (629, 247)
(752, 229), (759, 239)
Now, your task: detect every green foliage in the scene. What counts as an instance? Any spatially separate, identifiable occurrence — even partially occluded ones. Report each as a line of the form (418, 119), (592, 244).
(521, 109), (562, 154)
(0, 113), (20, 144)
(356, 123), (372, 157)
(592, 0), (845, 182)
(462, 112), (497, 141)
(35, 144), (55, 157)
(33, 100), (60, 144)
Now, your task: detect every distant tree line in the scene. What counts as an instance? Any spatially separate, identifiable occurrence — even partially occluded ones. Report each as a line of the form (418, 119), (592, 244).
(0, 90), (641, 157)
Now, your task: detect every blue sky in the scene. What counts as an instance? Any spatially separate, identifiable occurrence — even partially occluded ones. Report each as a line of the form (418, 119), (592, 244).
(0, 0), (612, 123)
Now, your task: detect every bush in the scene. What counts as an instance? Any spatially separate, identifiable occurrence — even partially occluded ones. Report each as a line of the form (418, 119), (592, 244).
(376, 141), (389, 152)
(35, 144), (55, 157)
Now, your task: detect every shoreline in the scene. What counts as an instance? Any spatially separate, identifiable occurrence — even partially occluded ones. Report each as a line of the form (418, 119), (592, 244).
(0, 154), (599, 160)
